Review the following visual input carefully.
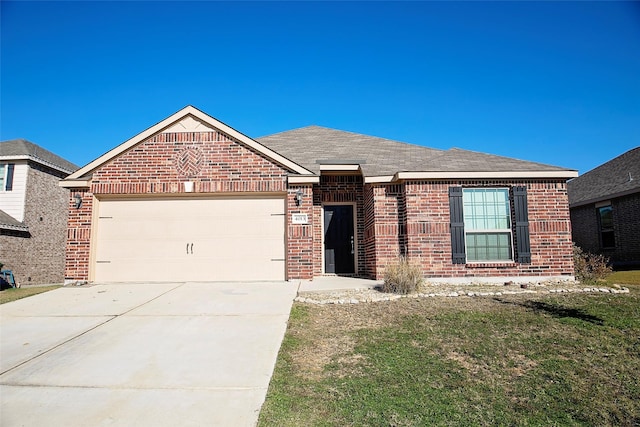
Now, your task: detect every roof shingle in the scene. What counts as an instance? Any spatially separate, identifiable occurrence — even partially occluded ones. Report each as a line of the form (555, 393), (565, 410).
(0, 139), (78, 174)
(257, 125), (574, 177)
(567, 147), (640, 207)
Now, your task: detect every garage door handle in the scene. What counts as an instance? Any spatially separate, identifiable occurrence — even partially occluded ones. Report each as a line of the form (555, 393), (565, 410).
(190, 243), (194, 254)
(186, 243), (194, 254)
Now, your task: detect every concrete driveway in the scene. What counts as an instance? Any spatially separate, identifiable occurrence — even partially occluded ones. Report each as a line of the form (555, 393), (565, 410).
(0, 282), (297, 426)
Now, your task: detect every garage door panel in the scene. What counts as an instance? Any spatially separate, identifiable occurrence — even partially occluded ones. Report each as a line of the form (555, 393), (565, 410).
(94, 197), (285, 282)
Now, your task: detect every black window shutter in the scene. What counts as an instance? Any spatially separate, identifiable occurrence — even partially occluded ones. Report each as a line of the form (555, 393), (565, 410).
(513, 186), (531, 263)
(449, 186), (466, 264)
(5, 163), (14, 191)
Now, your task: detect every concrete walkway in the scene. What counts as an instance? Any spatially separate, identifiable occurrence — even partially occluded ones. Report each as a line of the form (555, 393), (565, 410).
(0, 282), (297, 427)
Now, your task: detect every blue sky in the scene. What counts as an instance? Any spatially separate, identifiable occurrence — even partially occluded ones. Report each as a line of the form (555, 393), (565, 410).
(1, 1), (639, 175)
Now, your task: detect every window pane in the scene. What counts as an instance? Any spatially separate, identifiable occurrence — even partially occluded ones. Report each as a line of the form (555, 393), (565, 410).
(598, 206), (613, 229)
(466, 232), (512, 261)
(463, 188), (510, 230)
(601, 230), (615, 248)
(0, 164), (4, 190)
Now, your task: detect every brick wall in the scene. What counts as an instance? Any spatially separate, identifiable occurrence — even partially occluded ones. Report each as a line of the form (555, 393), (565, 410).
(1, 162), (69, 285)
(363, 183), (406, 279)
(313, 175), (365, 276)
(65, 189), (93, 281)
(287, 185), (314, 279)
(571, 192), (640, 267)
(91, 131), (287, 194)
(65, 130), (290, 281)
(366, 180), (574, 280)
(614, 193), (640, 265)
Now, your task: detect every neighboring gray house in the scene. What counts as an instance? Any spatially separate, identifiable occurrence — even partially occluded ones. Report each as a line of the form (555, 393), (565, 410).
(0, 139), (78, 285)
(568, 147), (640, 269)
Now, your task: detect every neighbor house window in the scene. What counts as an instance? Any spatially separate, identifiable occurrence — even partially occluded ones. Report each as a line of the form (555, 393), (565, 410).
(463, 188), (513, 261)
(449, 186), (530, 264)
(597, 204), (615, 249)
(0, 163), (14, 191)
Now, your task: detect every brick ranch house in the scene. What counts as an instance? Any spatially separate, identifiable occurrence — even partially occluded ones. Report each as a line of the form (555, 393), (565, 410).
(60, 106), (578, 284)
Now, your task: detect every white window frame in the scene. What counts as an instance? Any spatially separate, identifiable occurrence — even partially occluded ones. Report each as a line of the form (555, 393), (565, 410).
(0, 163), (6, 192)
(462, 188), (514, 262)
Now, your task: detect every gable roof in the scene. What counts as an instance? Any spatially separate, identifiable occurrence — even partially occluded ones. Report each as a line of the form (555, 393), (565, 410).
(0, 139), (78, 174)
(62, 106), (314, 187)
(0, 209), (29, 232)
(257, 125), (577, 181)
(567, 146), (640, 207)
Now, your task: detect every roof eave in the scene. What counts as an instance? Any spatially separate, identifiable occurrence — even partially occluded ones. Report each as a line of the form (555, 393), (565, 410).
(0, 223), (29, 232)
(395, 170), (579, 180)
(364, 170), (578, 183)
(62, 106), (314, 184)
(288, 175), (320, 184)
(0, 154), (76, 175)
(59, 179), (91, 189)
(569, 187), (640, 208)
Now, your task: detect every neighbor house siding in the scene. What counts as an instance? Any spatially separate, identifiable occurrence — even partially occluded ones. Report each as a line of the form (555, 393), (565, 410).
(1, 162), (69, 284)
(0, 161), (28, 222)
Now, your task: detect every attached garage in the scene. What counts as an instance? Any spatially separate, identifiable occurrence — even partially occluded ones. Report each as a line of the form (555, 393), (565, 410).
(93, 196), (286, 282)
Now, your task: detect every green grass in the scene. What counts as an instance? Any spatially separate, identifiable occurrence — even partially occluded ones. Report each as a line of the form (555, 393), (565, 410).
(606, 270), (640, 286)
(259, 287), (640, 426)
(0, 285), (61, 304)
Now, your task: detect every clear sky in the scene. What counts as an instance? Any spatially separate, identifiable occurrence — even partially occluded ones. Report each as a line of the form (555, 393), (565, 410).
(1, 1), (639, 175)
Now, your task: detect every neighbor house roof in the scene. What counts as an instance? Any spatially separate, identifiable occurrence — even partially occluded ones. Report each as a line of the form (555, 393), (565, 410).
(567, 146), (640, 207)
(257, 126), (577, 182)
(0, 209), (28, 232)
(0, 139), (78, 174)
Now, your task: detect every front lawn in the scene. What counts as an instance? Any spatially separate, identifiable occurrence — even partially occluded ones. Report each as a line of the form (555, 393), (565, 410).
(606, 270), (640, 286)
(0, 286), (61, 304)
(259, 285), (640, 426)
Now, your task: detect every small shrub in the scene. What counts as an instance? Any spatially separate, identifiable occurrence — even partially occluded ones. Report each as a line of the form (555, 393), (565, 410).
(573, 244), (612, 284)
(382, 256), (424, 294)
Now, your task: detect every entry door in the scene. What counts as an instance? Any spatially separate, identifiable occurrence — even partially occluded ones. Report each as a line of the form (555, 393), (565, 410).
(324, 205), (355, 274)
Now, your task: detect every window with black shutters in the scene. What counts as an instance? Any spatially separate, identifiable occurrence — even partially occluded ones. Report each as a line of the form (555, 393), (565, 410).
(449, 186), (531, 264)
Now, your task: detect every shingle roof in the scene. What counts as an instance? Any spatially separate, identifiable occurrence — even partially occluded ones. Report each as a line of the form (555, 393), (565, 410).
(0, 139), (78, 174)
(0, 209), (28, 232)
(567, 147), (640, 207)
(257, 125), (574, 177)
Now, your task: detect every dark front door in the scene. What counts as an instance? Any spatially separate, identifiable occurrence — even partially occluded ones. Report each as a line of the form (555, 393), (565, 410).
(324, 205), (355, 274)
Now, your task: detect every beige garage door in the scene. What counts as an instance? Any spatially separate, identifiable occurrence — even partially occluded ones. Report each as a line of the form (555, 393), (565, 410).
(93, 196), (285, 282)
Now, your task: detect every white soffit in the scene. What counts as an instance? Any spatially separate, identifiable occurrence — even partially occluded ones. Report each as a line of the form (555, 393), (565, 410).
(319, 164), (361, 172)
(62, 106), (313, 186)
(394, 170), (579, 180)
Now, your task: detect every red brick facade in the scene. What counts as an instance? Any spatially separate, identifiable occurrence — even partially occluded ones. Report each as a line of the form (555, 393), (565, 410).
(64, 123), (575, 283)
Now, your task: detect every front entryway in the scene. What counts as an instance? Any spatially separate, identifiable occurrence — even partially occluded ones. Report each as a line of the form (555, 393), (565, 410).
(323, 205), (355, 274)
